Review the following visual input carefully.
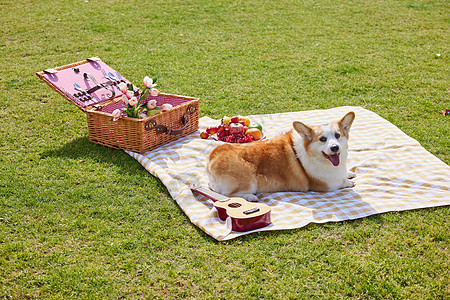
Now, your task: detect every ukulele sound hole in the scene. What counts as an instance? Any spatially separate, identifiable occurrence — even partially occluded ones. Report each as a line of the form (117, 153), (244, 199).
(228, 203), (242, 208)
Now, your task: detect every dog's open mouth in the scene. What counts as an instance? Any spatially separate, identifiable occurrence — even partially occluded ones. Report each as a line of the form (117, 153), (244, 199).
(322, 152), (340, 166)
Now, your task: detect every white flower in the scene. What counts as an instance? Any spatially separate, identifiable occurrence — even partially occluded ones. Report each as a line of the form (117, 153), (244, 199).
(121, 94), (129, 105)
(128, 97), (138, 106)
(143, 76), (157, 89)
(150, 88), (159, 97)
(118, 82), (128, 93)
(126, 90), (134, 99)
(112, 109), (122, 121)
(139, 112), (148, 119)
(161, 103), (173, 111)
(147, 99), (157, 109)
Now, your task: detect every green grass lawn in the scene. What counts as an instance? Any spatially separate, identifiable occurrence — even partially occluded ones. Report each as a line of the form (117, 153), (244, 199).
(1, 0), (449, 298)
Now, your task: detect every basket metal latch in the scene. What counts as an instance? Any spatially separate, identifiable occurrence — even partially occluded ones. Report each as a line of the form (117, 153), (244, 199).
(186, 104), (196, 115)
(145, 119), (157, 131)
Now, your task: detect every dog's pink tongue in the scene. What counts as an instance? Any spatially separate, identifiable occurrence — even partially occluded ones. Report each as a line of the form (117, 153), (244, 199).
(329, 154), (340, 166)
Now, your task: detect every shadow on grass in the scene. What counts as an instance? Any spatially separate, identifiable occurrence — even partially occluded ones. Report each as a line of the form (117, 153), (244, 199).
(40, 136), (153, 177)
(39, 136), (177, 201)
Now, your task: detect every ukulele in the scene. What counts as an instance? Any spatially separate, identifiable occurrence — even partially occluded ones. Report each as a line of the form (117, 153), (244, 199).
(190, 187), (271, 232)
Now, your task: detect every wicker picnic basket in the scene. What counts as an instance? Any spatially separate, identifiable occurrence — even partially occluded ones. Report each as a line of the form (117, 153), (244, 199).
(36, 58), (199, 153)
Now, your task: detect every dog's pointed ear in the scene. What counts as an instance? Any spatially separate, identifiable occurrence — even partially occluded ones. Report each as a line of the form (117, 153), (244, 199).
(339, 112), (355, 135)
(293, 121), (313, 141)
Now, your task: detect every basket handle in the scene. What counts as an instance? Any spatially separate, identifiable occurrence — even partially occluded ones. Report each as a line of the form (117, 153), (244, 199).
(145, 104), (196, 134)
(155, 113), (189, 135)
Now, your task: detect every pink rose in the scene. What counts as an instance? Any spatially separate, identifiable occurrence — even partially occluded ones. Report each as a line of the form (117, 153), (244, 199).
(112, 109), (122, 121)
(147, 99), (157, 109)
(128, 97), (138, 107)
(161, 103), (173, 111)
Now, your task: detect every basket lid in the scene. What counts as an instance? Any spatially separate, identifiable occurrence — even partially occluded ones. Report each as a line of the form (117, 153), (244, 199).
(36, 57), (135, 112)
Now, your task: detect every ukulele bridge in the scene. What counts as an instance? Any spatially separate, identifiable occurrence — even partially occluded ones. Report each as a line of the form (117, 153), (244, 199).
(243, 207), (260, 215)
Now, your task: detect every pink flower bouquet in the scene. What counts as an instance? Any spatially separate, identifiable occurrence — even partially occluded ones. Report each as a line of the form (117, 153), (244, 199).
(112, 77), (172, 121)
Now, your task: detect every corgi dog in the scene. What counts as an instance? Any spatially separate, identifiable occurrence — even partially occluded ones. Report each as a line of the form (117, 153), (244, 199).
(206, 112), (356, 202)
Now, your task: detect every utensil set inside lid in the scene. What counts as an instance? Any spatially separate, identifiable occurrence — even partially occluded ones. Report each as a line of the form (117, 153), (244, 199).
(38, 57), (135, 111)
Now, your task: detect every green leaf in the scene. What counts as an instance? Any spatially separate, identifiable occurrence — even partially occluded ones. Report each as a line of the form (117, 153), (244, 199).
(147, 108), (162, 116)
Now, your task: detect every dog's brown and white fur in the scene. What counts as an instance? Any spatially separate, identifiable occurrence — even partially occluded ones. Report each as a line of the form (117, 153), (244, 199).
(206, 112), (356, 202)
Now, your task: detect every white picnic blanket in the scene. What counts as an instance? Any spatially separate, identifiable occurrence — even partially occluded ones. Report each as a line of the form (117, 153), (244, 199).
(126, 106), (450, 241)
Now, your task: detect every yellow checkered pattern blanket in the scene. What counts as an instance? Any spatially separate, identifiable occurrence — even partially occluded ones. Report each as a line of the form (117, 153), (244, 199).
(126, 106), (450, 241)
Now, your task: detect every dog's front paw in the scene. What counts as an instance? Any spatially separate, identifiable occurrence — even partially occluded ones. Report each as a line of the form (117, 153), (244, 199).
(340, 179), (355, 189)
(239, 193), (259, 202)
(347, 171), (356, 179)
(345, 180), (356, 188)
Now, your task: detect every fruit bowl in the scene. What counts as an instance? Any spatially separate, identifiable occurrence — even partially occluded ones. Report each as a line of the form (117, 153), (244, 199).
(200, 116), (264, 144)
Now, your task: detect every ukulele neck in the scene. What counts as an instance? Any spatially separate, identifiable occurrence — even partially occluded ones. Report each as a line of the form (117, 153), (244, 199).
(191, 187), (230, 202)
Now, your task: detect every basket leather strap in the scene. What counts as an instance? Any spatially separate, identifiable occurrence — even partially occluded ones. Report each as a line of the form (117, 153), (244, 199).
(145, 104), (197, 134)
(154, 113), (189, 135)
